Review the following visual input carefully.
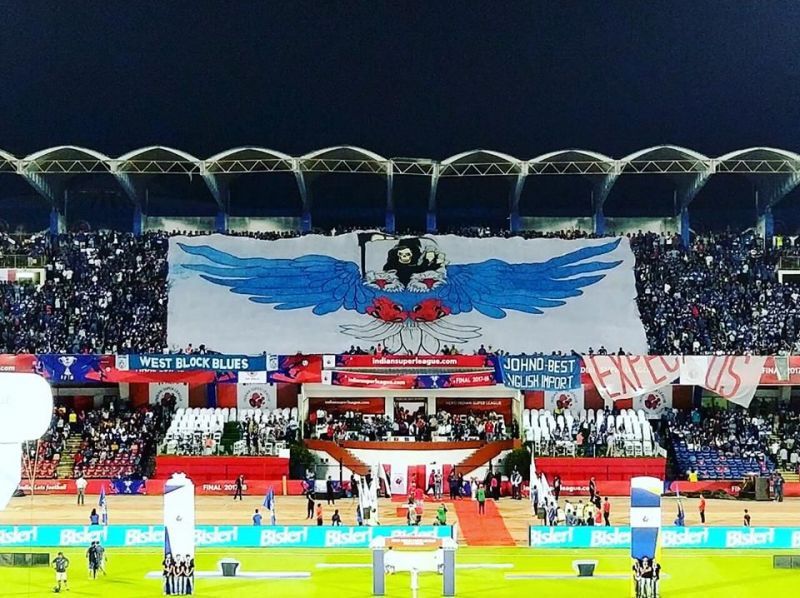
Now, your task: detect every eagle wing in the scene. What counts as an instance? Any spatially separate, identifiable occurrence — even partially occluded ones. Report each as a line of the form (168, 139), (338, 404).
(177, 243), (377, 315)
(436, 238), (624, 318)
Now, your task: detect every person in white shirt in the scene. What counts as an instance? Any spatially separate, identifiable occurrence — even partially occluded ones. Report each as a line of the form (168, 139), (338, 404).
(76, 475), (88, 506)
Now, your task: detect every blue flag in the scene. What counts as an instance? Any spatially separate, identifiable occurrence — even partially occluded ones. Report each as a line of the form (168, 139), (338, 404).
(98, 486), (109, 526)
(263, 487), (276, 525)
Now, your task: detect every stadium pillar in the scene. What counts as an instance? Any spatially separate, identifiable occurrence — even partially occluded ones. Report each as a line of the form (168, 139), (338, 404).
(132, 206), (143, 236)
(215, 210), (228, 233)
(301, 211), (312, 233)
(759, 206), (774, 247)
(679, 207), (690, 248)
(49, 207), (63, 237)
(593, 208), (605, 236)
(384, 210), (395, 233)
(426, 211), (437, 234)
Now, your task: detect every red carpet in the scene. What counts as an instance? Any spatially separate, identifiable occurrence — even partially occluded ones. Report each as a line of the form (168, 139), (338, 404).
(453, 500), (515, 546)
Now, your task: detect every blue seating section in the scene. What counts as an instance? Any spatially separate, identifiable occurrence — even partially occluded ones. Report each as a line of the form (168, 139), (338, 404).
(673, 440), (775, 480)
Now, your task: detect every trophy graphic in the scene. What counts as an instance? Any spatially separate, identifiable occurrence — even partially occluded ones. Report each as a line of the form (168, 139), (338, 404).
(58, 356), (77, 381)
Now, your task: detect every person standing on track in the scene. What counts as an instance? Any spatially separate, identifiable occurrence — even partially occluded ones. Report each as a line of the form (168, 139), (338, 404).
(316, 503), (324, 526)
(76, 475), (87, 506)
(476, 483), (486, 515)
(326, 476), (335, 505)
(699, 496), (706, 524)
(603, 497), (611, 526)
(305, 488), (315, 519)
(744, 509), (751, 527)
(233, 474), (244, 501)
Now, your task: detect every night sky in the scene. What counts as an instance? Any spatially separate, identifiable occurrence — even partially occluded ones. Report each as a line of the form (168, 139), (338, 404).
(2, 1), (800, 159)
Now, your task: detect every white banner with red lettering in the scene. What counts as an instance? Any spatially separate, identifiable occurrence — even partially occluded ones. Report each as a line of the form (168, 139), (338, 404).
(633, 386), (673, 419)
(543, 386), (585, 415)
(680, 356), (768, 408)
(236, 383), (278, 412)
(584, 356), (680, 403)
(584, 355), (768, 408)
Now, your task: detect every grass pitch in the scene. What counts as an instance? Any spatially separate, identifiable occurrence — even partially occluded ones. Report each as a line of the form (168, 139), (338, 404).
(2, 547), (798, 597)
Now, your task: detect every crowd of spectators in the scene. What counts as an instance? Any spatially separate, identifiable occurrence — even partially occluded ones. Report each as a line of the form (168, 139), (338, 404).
(306, 406), (512, 443)
(3, 227), (800, 355)
(666, 402), (786, 480)
(20, 402), (170, 480)
(1, 231), (168, 354)
(71, 402), (169, 479)
(238, 410), (298, 455)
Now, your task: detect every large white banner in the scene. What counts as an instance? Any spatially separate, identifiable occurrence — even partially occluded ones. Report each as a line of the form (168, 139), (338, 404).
(543, 387), (585, 415)
(149, 383), (189, 409)
(236, 383), (277, 412)
(167, 233), (647, 355)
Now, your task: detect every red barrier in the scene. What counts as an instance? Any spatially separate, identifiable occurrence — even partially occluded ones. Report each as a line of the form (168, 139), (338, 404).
(147, 479), (305, 496)
(155, 456), (289, 481)
(16, 478), (306, 496)
(556, 480), (634, 496)
(16, 480), (106, 495)
(535, 457), (666, 482)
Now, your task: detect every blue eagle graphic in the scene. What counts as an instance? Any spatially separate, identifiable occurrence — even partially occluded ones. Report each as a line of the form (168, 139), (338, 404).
(177, 236), (623, 355)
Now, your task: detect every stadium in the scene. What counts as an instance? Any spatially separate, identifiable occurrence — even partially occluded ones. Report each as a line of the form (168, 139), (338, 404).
(2, 142), (800, 598)
(3, 3), (800, 597)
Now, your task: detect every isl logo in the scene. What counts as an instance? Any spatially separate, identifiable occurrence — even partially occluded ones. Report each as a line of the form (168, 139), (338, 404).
(248, 391), (265, 408)
(554, 392), (574, 410)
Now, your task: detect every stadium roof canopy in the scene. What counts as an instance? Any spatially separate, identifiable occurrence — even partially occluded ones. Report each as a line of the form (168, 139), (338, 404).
(4, 144), (800, 208)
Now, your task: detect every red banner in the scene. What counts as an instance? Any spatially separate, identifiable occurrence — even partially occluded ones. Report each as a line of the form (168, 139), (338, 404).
(759, 356), (800, 385)
(309, 397), (386, 415)
(0, 354), (36, 372)
(327, 371), (417, 389)
(435, 397), (512, 420)
(16, 479), (112, 495)
(333, 354), (490, 369)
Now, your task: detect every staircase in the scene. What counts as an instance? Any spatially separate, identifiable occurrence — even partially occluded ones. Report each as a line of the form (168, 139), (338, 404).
(304, 439), (370, 476)
(57, 436), (82, 479)
(453, 439), (516, 476)
(780, 470), (800, 482)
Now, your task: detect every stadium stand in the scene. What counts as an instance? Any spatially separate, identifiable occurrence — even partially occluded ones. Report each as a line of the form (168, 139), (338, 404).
(667, 404), (791, 480)
(307, 408), (509, 442)
(3, 228), (800, 356)
(163, 407), (298, 457)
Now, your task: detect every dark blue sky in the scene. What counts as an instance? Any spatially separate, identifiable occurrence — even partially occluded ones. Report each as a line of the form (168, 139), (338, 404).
(1, 1), (799, 159)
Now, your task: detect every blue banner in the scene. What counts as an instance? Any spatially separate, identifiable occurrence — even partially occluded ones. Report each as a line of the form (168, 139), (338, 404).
(119, 354), (267, 372)
(499, 355), (581, 390)
(109, 479), (146, 495)
(34, 354), (105, 383)
(528, 526), (800, 549)
(0, 525), (452, 548)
